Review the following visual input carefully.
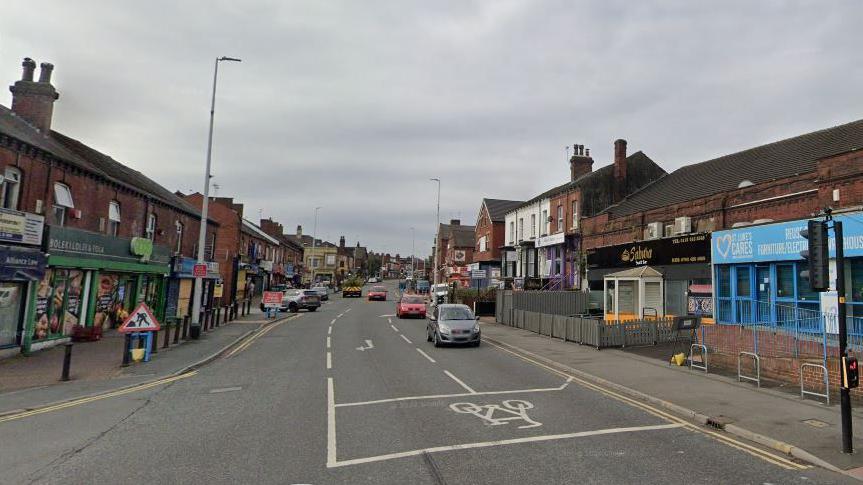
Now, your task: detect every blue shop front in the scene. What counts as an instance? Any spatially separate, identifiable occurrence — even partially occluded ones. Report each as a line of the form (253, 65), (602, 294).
(712, 213), (863, 328)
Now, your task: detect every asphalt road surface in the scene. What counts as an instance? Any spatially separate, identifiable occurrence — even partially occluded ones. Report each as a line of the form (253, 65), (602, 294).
(2, 281), (855, 484)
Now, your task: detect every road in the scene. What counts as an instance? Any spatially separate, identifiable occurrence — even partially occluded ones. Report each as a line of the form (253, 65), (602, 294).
(1, 280), (854, 484)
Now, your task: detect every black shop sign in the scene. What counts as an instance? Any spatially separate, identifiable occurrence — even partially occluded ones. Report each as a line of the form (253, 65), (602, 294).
(588, 233), (711, 268)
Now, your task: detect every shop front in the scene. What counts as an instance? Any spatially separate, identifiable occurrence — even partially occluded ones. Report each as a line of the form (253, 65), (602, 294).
(0, 246), (47, 354)
(29, 226), (170, 352)
(587, 233), (712, 319)
(165, 257), (221, 320)
(537, 232), (567, 290)
(712, 214), (863, 327)
(236, 262), (259, 300)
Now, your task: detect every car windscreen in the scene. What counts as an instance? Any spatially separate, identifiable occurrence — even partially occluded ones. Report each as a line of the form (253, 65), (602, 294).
(402, 296), (424, 304)
(440, 307), (474, 320)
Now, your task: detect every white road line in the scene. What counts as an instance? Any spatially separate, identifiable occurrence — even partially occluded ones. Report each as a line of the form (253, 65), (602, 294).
(331, 319), (337, 325)
(327, 377), (337, 467)
(390, 325), (399, 332)
(327, 423), (685, 468)
(388, 317), (392, 324)
(416, 348), (436, 363)
(327, 337), (331, 349)
(443, 370), (476, 394)
(344, 308), (351, 313)
(400, 334), (413, 344)
(327, 352), (332, 370)
(335, 380), (572, 408)
(328, 326), (333, 335)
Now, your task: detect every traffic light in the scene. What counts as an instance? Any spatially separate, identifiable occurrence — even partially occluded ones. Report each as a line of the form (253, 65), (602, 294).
(799, 220), (829, 292)
(842, 356), (859, 389)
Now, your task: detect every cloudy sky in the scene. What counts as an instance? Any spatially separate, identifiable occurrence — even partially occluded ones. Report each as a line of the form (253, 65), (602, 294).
(2, 1), (862, 257)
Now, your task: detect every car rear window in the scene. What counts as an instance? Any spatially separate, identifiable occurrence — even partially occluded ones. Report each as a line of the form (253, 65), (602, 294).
(402, 296), (424, 304)
(303, 290), (319, 296)
(373, 286), (386, 292)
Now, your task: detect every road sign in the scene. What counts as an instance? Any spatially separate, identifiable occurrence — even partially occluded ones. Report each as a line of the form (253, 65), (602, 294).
(262, 291), (283, 308)
(471, 270), (487, 279)
(192, 263), (208, 278)
(118, 303), (161, 333)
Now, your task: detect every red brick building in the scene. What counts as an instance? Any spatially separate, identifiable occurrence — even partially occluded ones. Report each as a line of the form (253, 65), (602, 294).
(0, 58), (216, 354)
(473, 199), (522, 286)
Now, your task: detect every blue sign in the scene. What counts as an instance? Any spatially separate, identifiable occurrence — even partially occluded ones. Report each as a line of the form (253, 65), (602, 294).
(0, 245), (46, 280)
(712, 213), (863, 264)
(285, 264), (294, 277)
(173, 257), (220, 278)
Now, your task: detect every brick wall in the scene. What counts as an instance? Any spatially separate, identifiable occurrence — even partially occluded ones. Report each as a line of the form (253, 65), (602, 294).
(185, 194), (241, 300)
(473, 207), (500, 263)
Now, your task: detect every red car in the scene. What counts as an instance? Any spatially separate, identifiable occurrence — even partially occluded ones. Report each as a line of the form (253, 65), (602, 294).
(367, 286), (388, 301)
(397, 294), (426, 319)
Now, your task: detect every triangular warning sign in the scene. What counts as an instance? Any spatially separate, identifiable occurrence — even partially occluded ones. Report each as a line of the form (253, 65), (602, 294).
(118, 303), (161, 333)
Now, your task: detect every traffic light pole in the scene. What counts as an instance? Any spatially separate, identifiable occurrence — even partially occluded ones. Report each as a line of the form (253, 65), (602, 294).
(834, 219), (853, 454)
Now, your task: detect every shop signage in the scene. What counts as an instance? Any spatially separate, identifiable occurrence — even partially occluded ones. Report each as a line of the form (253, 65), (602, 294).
(262, 291), (283, 308)
(0, 208), (44, 245)
(192, 263), (208, 278)
(0, 245), (47, 280)
(173, 257), (220, 278)
(588, 233), (710, 268)
(130, 237), (153, 261)
(471, 270), (487, 279)
(213, 282), (224, 298)
(46, 226), (171, 265)
(285, 264), (295, 277)
(712, 214), (863, 264)
(536, 232), (565, 248)
(260, 260), (274, 272)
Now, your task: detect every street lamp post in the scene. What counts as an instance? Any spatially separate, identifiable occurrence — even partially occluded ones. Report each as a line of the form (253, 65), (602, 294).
(190, 56), (241, 340)
(410, 226), (415, 279)
(310, 206), (322, 286)
(430, 178), (440, 285)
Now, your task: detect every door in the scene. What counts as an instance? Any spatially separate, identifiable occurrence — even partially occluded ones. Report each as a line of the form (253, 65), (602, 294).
(756, 266), (771, 322)
(0, 282), (24, 347)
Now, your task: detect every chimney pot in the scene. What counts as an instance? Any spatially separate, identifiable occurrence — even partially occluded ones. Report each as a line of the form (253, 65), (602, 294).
(38, 62), (54, 83)
(21, 58), (36, 81)
(450, 219), (460, 225)
(585, 148), (590, 156)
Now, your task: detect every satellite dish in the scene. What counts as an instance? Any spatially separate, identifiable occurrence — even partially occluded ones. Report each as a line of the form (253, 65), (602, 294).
(737, 180), (754, 188)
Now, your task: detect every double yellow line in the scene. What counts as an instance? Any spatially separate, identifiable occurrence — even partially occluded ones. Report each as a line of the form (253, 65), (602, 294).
(0, 371), (197, 424)
(225, 314), (299, 358)
(485, 339), (809, 471)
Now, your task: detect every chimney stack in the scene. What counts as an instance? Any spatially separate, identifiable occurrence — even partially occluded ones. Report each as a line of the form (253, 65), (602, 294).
(296, 225), (303, 237)
(569, 143), (594, 181)
(613, 139), (628, 201)
(339, 235), (345, 248)
(9, 58), (59, 132)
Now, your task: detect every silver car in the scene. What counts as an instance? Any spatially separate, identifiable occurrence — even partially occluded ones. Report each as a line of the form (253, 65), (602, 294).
(427, 304), (481, 347)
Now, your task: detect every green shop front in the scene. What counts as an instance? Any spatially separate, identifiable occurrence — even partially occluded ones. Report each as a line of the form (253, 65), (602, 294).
(26, 225), (171, 352)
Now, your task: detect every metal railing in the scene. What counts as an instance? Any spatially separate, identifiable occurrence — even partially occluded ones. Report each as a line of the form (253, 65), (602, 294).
(800, 363), (829, 405)
(690, 344), (708, 372)
(738, 351), (761, 388)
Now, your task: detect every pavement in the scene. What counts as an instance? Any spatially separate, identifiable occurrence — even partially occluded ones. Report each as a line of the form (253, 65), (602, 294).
(0, 282), (856, 484)
(479, 317), (863, 477)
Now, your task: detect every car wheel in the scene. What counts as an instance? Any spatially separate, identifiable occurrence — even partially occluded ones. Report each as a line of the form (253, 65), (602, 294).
(308, 307), (317, 312)
(289, 304), (299, 313)
(473, 340), (481, 347)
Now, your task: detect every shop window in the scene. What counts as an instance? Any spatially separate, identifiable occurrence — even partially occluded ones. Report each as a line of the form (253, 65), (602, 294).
(717, 266), (731, 298)
(735, 266), (751, 297)
(108, 201), (121, 236)
(32, 270), (85, 342)
(606, 280), (615, 313)
(777, 264), (795, 298)
(146, 213), (157, 239)
(796, 265), (819, 301)
(618, 281), (637, 315)
(1, 166), (22, 210)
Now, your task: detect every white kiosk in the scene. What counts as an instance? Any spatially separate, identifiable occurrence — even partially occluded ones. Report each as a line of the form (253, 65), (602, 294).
(603, 266), (664, 321)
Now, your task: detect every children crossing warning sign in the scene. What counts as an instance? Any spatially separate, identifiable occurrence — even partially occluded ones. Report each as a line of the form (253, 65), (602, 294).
(118, 303), (161, 333)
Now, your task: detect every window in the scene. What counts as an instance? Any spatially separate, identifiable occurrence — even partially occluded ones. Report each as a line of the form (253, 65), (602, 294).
(174, 221), (184, 254)
(796, 265), (818, 301)
(1, 167), (22, 210)
(777, 264), (794, 298)
(146, 213), (156, 239)
(108, 201), (121, 236)
(52, 182), (74, 226)
(735, 266), (751, 297)
(518, 218), (523, 240)
(542, 210), (548, 235)
(571, 200), (578, 229)
(530, 214), (536, 237)
(478, 236), (487, 252)
(509, 222), (514, 243)
(717, 266), (731, 297)
(556, 205), (563, 231)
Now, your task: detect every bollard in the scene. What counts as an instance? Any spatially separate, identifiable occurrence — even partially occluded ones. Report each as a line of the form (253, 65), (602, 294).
(224, 305), (229, 325)
(61, 342), (73, 381)
(163, 321), (171, 348)
(121, 334), (132, 367)
(151, 329), (158, 354)
(174, 317), (181, 344)
(215, 307), (221, 327)
(182, 316), (189, 340)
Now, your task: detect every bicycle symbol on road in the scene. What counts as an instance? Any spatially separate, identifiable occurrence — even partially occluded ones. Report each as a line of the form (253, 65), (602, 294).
(449, 400), (542, 429)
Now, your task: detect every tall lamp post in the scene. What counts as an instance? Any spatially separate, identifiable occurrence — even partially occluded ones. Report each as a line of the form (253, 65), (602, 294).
(430, 178), (440, 285)
(310, 206), (322, 286)
(191, 56), (241, 340)
(410, 226), (416, 279)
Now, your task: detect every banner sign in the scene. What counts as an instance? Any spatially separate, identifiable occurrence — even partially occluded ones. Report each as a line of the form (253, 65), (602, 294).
(588, 233), (710, 268)
(0, 208), (44, 245)
(262, 291), (283, 308)
(712, 214), (863, 264)
(47, 226), (170, 265)
(0, 245), (46, 280)
(536, 232), (565, 248)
